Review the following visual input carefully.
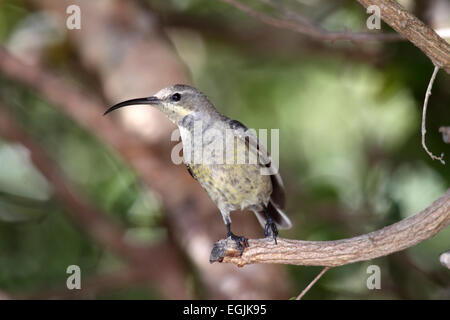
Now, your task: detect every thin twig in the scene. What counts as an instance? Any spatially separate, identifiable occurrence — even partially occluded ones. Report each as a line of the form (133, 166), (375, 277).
(296, 267), (330, 300)
(220, 0), (402, 42)
(421, 65), (445, 164)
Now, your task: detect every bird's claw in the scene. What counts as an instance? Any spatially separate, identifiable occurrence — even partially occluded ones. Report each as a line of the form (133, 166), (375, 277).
(227, 231), (249, 254)
(264, 218), (278, 244)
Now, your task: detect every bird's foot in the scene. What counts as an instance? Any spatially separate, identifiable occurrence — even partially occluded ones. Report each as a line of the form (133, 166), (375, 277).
(264, 218), (278, 244)
(227, 231), (249, 254)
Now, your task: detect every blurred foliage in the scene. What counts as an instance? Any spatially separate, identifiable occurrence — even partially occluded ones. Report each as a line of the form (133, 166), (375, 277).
(0, 0), (449, 299)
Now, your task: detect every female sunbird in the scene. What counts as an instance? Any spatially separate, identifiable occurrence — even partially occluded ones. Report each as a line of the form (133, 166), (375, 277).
(104, 85), (291, 251)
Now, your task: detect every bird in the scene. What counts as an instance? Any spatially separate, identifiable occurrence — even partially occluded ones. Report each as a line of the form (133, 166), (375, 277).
(104, 84), (291, 251)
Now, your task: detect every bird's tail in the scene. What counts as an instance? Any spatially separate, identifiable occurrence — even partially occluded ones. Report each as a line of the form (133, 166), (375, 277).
(254, 200), (292, 230)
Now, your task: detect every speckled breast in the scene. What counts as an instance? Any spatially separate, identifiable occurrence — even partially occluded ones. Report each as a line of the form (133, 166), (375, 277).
(189, 163), (272, 211)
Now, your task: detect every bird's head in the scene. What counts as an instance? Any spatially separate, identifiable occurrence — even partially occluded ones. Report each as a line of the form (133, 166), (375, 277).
(104, 84), (217, 125)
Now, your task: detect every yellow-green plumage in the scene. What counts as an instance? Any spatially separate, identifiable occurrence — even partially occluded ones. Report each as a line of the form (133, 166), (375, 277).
(190, 163), (272, 213)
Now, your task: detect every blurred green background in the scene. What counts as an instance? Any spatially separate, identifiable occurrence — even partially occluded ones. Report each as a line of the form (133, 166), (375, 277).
(0, 0), (448, 299)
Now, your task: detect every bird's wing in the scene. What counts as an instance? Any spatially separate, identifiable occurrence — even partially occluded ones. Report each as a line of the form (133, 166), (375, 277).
(226, 119), (269, 163)
(227, 119), (285, 209)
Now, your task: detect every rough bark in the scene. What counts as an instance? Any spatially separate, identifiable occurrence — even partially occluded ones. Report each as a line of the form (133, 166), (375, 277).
(211, 190), (450, 266)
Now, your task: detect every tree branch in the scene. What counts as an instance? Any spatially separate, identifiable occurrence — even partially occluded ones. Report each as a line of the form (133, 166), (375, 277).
(210, 190), (450, 266)
(355, 0), (450, 74)
(220, 0), (402, 42)
(296, 267), (330, 300)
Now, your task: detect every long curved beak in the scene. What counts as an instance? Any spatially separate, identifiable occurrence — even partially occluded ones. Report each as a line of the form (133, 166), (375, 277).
(103, 96), (161, 116)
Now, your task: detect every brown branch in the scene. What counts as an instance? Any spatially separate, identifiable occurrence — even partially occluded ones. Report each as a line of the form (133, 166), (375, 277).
(0, 105), (189, 299)
(210, 190), (450, 266)
(421, 65), (445, 164)
(355, 0), (450, 74)
(296, 267), (330, 300)
(220, 0), (402, 42)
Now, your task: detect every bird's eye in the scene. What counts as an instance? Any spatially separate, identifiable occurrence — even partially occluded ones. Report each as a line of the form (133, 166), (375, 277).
(171, 93), (181, 102)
